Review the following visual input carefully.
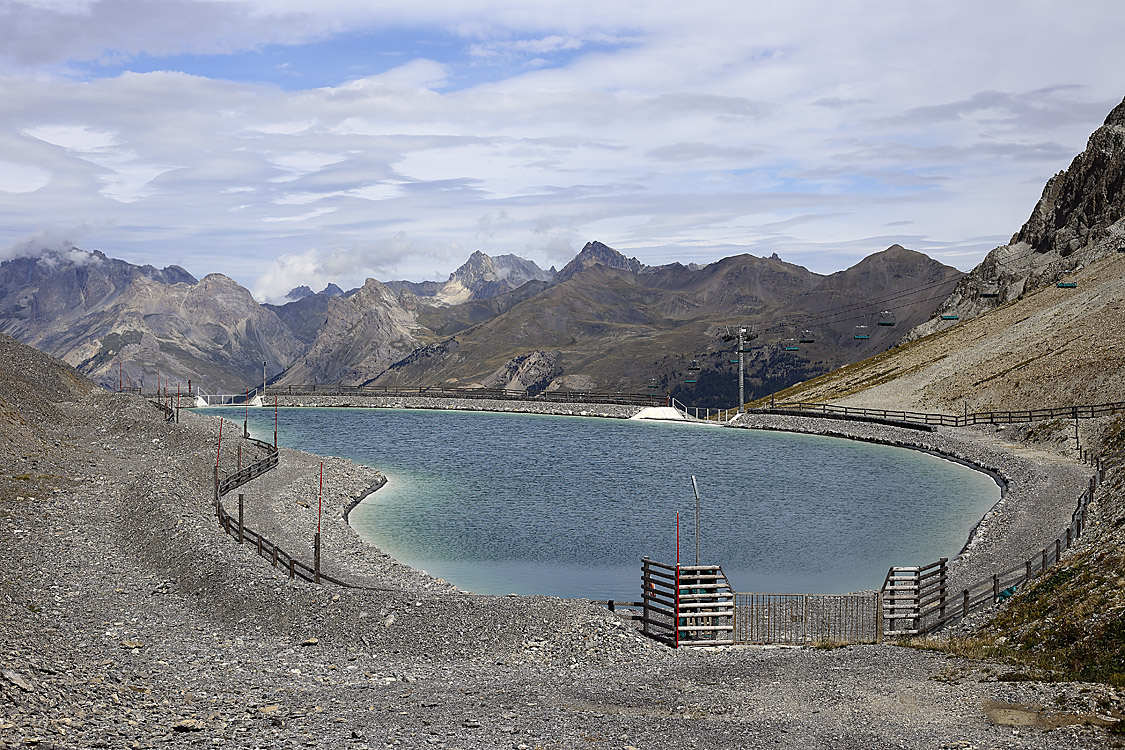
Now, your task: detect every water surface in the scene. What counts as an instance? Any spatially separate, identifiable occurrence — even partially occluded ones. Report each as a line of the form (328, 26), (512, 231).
(224, 407), (999, 599)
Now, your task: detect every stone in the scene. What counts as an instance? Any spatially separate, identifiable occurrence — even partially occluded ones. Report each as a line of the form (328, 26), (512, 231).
(2, 670), (32, 692)
(300, 638), (319, 647)
(171, 718), (205, 732)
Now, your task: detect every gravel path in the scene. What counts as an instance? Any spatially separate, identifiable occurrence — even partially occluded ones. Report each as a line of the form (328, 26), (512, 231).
(2, 380), (1121, 748)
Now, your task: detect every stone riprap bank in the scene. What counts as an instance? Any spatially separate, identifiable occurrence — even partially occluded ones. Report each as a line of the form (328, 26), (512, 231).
(268, 394), (645, 419)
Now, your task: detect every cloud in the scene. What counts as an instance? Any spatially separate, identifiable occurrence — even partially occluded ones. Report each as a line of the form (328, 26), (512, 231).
(0, 1), (1123, 293)
(0, 225), (100, 263)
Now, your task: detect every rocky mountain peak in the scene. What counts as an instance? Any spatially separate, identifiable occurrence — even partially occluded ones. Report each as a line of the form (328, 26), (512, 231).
(1104, 96), (1125, 127)
(285, 285), (314, 301)
(909, 96), (1125, 339)
(555, 241), (646, 283)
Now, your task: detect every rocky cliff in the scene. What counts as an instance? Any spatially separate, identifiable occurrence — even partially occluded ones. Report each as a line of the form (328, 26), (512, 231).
(912, 95), (1125, 337)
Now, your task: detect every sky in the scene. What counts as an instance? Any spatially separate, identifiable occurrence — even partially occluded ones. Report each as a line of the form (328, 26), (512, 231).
(0, 1), (1123, 302)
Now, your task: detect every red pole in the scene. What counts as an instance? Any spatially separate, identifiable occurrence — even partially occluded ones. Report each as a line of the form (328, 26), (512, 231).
(216, 418), (223, 469)
(317, 461), (323, 535)
(274, 395), (278, 449)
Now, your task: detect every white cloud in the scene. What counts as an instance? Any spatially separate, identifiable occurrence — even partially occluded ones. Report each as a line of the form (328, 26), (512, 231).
(0, 1), (1122, 292)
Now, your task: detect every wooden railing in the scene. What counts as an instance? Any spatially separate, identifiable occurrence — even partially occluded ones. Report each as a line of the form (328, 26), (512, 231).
(210, 437), (359, 587)
(266, 384), (664, 407)
(881, 559), (948, 636)
(883, 472), (1099, 635)
(757, 399), (1125, 428)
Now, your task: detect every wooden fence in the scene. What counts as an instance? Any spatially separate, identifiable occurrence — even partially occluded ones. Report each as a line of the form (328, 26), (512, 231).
(883, 473), (1099, 635)
(760, 399), (1125, 428)
(266, 383), (664, 407)
(881, 559), (948, 636)
(640, 558), (736, 646)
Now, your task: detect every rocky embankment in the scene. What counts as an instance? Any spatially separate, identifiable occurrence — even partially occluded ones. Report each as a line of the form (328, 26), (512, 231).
(270, 393), (644, 419)
(1, 335), (1122, 748)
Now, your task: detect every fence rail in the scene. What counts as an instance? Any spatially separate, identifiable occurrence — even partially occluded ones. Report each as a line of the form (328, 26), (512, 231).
(211, 436), (356, 587)
(885, 473), (1099, 635)
(266, 384), (664, 407)
(759, 399), (1125, 428)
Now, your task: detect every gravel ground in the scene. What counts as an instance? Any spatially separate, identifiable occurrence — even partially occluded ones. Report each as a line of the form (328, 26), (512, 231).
(2, 346), (1122, 748)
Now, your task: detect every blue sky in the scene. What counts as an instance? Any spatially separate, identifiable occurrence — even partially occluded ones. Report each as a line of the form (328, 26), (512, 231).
(0, 0), (1122, 301)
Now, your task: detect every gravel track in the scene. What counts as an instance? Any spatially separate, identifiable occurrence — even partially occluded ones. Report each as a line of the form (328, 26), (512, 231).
(2, 369), (1121, 747)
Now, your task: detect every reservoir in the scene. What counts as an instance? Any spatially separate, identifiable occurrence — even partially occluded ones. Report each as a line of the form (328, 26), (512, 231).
(225, 407), (1000, 600)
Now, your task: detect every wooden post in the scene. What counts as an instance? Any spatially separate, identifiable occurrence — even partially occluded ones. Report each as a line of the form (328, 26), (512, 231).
(992, 574), (999, 602)
(641, 558), (650, 638)
(289, 558), (295, 579)
(1042, 548), (1048, 572)
(257, 535), (262, 557)
(314, 532), (321, 585)
(1066, 527), (1072, 548)
(272, 546), (277, 567)
(1055, 538), (1061, 564)
(938, 558), (948, 622)
(607, 600), (615, 613)
(1026, 560), (1032, 579)
(238, 494), (244, 544)
(962, 589), (969, 618)
(875, 591), (883, 644)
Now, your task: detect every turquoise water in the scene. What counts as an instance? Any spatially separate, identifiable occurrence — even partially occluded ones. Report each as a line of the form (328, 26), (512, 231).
(221, 407), (999, 600)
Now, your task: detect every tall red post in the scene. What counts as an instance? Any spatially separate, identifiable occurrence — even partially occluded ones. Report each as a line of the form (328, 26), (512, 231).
(274, 395), (278, 449)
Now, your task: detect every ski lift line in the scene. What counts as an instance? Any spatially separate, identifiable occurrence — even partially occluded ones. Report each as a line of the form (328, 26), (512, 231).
(742, 276), (963, 341)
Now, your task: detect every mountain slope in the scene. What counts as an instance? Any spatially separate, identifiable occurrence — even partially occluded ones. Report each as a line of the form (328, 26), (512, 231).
(275, 278), (428, 385)
(369, 245), (961, 401)
(0, 249), (303, 392)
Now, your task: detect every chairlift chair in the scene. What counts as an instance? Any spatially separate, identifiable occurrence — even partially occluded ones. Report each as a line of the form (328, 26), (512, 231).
(781, 338), (799, 351)
(687, 359), (701, 371)
(853, 325), (870, 340)
(878, 310), (896, 327)
(1056, 281), (1077, 289)
(940, 313), (959, 321)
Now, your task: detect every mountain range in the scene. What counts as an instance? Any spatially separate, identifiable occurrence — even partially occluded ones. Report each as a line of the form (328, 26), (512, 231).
(5, 95), (1122, 404)
(0, 240), (961, 403)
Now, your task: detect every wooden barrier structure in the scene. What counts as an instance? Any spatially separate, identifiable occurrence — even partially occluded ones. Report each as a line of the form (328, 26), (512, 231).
(881, 559), (947, 636)
(881, 472), (1100, 636)
(759, 399), (1125, 428)
(640, 558), (735, 647)
(211, 434), (356, 587)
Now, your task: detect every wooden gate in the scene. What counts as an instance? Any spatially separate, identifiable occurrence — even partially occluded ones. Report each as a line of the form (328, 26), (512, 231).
(733, 592), (882, 645)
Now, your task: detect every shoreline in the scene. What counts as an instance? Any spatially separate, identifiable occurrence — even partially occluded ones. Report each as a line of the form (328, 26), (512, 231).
(247, 401), (1083, 606)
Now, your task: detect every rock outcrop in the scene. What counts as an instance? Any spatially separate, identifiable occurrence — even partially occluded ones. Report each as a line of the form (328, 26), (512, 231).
(912, 96), (1125, 338)
(276, 278), (426, 385)
(0, 248), (301, 392)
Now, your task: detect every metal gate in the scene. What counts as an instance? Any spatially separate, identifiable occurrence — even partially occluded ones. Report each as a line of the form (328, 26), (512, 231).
(733, 592), (882, 645)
